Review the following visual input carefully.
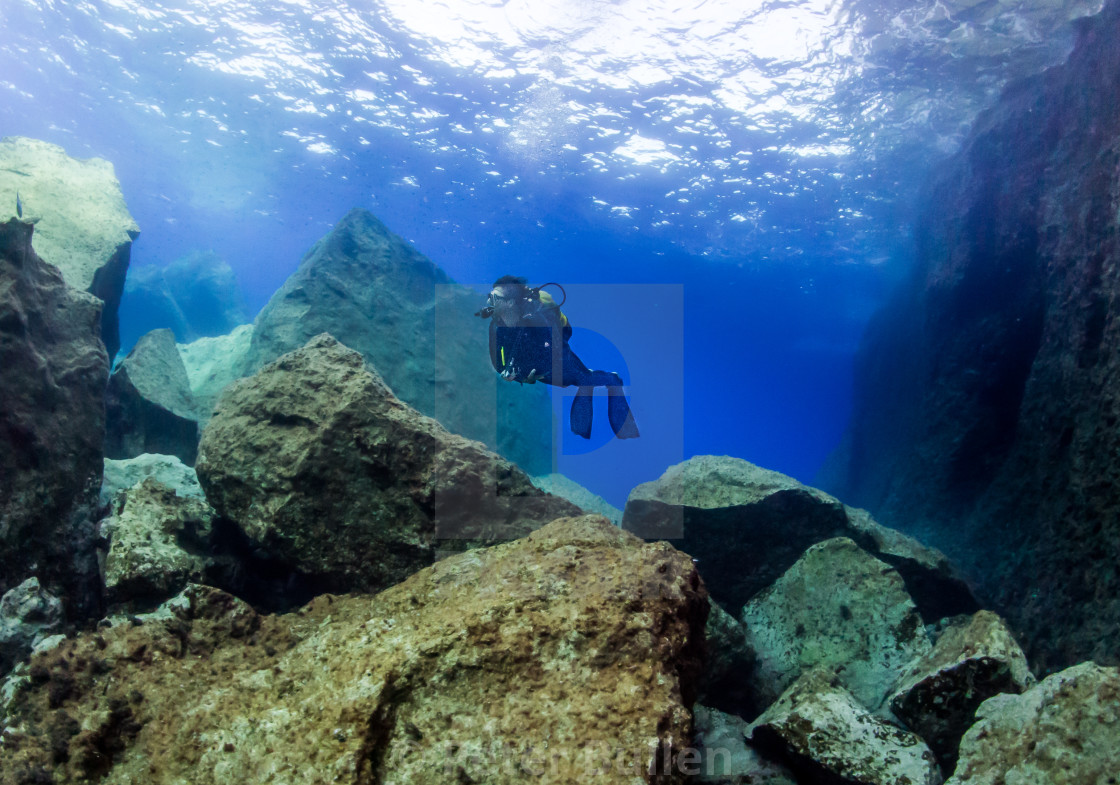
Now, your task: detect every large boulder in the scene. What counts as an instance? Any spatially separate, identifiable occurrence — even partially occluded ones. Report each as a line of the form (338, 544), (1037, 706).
(741, 537), (932, 713)
(118, 251), (248, 350)
(244, 208), (552, 474)
(0, 136), (139, 359)
(821, 0), (1120, 671)
(624, 456), (976, 620)
(105, 328), (202, 465)
(0, 516), (708, 785)
(0, 218), (108, 618)
(946, 661), (1120, 784)
(690, 705), (797, 784)
(196, 333), (582, 594)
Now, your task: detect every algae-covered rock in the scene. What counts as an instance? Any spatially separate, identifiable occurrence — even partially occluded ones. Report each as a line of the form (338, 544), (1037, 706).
(99, 478), (221, 608)
(0, 136), (139, 358)
(0, 579), (63, 677)
(0, 516), (708, 785)
(889, 610), (1032, 771)
(747, 668), (942, 785)
(531, 472), (623, 525)
(946, 661), (1120, 784)
(741, 537), (932, 712)
(197, 333), (582, 594)
(0, 218), (108, 618)
(697, 602), (757, 719)
(623, 456), (976, 619)
(105, 328), (202, 465)
(101, 453), (205, 507)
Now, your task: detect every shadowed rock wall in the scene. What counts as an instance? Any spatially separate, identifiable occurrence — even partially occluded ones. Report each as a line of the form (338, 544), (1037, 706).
(823, 0), (1120, 671)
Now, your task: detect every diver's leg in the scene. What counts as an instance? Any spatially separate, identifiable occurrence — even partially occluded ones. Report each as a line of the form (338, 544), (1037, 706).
(607, 386), (640, 439)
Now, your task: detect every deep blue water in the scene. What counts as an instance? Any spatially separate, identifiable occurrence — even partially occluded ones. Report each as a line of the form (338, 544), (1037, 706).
(0, 0), (1101, 507)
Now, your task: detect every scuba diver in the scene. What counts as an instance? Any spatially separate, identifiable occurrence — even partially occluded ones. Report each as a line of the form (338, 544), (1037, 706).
(476, 275), (639, 440)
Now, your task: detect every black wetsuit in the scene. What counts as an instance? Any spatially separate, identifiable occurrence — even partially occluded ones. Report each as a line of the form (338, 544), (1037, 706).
(488, 293), (638, 439)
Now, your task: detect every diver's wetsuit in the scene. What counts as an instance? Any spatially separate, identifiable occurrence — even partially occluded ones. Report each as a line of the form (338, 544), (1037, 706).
(488, 293), (639, 439)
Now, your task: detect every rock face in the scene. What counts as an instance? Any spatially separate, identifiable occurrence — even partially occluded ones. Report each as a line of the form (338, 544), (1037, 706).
(118, 251), (248, 350)
(100, 453), (206, 507)
(197, 334), (582, 594)
(0, 517), (708, 785)
(623, 456), (976, 621)
(0, 218), (108, 618)
(105, 328), (202, 465)
(0, 136), (140, 359)
(821, 0), (1120, 670)
(245, 208), (552, 474)
(946, 662), (1120, 784)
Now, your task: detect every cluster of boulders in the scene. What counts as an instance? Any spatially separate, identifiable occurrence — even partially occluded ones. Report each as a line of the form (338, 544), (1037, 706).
(2, 135), (1118, 784)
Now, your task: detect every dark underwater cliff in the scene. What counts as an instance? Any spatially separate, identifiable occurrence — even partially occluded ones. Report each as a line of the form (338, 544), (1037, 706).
(823, 0), (1120, 672)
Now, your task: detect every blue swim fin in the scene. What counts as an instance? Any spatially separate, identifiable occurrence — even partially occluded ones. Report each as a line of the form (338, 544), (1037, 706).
(570, 386), (593, 439)
(607, 387), (639, 439)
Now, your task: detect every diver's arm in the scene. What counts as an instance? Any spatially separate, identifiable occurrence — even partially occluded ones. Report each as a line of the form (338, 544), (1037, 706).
(489, 322), (503, 373)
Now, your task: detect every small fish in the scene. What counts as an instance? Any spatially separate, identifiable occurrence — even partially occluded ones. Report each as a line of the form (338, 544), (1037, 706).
(15, 191), (22, 218)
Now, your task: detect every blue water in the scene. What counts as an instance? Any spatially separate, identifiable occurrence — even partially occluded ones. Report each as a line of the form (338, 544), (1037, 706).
(0, 0), (1101, 507)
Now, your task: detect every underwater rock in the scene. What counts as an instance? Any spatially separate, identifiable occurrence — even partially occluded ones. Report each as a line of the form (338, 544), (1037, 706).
(747, 668), (943, 785)
(0, 516), (708, 785)
(118, 250), (248, 349)
(623, 456), (976, 620)
(531, 472), (623, 525)
(690, 705), (797, 785)
(105, 328), (202, 465)
(98, 478), (222, 610)
(0, 579), (63, 678)
(101, 453), (206, 508)
(889, 610), (1032, 772)
(245, 208), (552, 474)
(697, 602), (758, 720)
(741, 537), (931, 713)
(196, 333), (582, 594)
(177, 322), (254, 420)
(822, 0), (1120, 671)
(0, 136), (140, 359)
(0, 218), (108, 620)
(946, 661), (1120, 784)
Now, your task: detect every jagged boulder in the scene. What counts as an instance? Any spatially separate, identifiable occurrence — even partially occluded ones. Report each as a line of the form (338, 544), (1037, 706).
(0, 136), (139, 358)
(691, 705), (797, 784)
(118, 251), (248, 349)
(0, 516), (708, 785)
(177, 323), (254, 420)
(741, 537), (932, 712)
(747, 668), (942, 785)
(623, 456), (976, 619)
(531, 473), (623, 525)
(0, 218), (108, 618)
(0, 579), (63, 677)
(889, 610), (1032, 771)
(244, 208), (552, 474)
(105, 328), (202, 465)
(196, 334), (582, 594)
(101, 453), (206, 507)
(946, 661), (1120, 784)
(98, 478), (224, 609)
